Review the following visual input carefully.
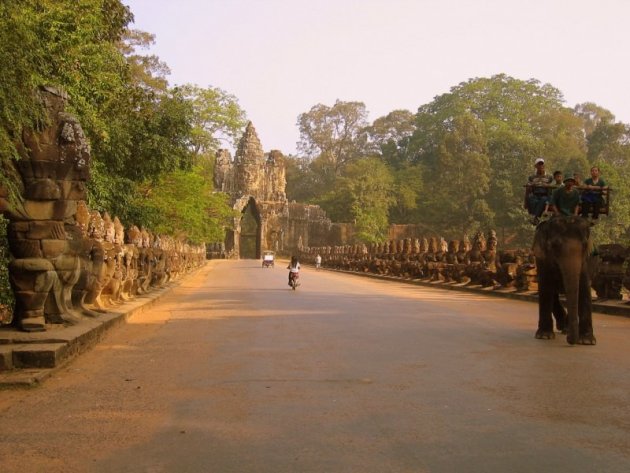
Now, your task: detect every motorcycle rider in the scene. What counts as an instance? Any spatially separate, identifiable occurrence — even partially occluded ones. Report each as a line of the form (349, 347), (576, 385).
(287, 255), (300, 286)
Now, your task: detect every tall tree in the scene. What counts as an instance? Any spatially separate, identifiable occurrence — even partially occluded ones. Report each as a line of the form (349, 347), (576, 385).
(585, 120), (630, 243)
(410, 74), (588, 243)
(317, 157), (394, 242)
(388, 163), (424, 224)
(366, 109), (416, 167)
(574, 102), (616, 138)
(119, 29), (170, 92)
(178, 84), (247, 161)
(0, 0), (42, 181)
(297, 100), (370, 175)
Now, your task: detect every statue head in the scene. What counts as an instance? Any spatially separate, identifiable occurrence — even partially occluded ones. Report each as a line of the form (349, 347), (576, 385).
(88, 210), (104, 241)
(421, 238), (429, 252)
(462, 235), (471, 252)
(140, 228), (150, 248)
(412, 238), (420, 254)
(439, 237), (448, 253)
(102, 212), (115, 243)
(113, 217), (124, 245)
(75, 201), (90, 237)
(473, 231), (486, 251)
(126, 225), (142, 246)
(448, 240), (460, 253)
(428, 237), (438, 253)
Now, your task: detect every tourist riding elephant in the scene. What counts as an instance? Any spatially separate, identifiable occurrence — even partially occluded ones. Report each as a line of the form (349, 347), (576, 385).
(532, 216), (596, 345)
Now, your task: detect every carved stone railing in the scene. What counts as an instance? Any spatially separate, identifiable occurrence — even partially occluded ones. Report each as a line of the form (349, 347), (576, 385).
(300, 231), (629, 301)
(0, 87), (205, 332)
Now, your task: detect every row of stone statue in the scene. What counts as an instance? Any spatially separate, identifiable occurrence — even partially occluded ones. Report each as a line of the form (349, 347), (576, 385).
(298, 230), (630, 301)
(0, 87), (206, 332)
(6, 201), (205, 332)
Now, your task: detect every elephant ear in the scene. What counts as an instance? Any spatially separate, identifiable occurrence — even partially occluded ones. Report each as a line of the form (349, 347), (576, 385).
(532, 230), (544, 259)
(532, 220), (553, 259)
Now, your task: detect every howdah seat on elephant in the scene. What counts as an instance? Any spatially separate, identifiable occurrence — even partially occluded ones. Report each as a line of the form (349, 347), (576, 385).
(532, 215), (596, 345)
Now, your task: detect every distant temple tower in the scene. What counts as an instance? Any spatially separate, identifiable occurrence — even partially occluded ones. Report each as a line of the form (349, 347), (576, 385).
(214, 122), (286, 203)
(214, 122), (291, 259)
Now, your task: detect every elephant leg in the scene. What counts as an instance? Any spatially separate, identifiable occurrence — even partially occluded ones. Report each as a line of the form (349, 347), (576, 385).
(536, 260), (556, 340)
(552, 294), (566, 333)
(577, 269), (596, 345)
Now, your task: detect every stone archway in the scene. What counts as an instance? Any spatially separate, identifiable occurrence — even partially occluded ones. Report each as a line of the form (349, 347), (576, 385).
(238, 197), (261, 259)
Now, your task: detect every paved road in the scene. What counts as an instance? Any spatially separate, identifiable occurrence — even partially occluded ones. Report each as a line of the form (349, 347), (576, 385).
(1, 260), (629, 473)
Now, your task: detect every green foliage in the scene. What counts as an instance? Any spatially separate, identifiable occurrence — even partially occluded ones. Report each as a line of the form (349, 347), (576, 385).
(408, 74), (590, 244)
(317, 158), (395, 243)
(0, 0), (45, 192)
(287, 74), (630, 248)
(366, 109), (416, 168)
(285, 156), (326, 204)
(419, 112), (493, 235)
(130, 168), (236, 244)
(588, 161), (630, 244)
(119, 29), (170, 92)
(297, 100), (371, 176)
(26, 0), (133, 147)
(178, 84), (248, 160)
(388, 163), (424, 223)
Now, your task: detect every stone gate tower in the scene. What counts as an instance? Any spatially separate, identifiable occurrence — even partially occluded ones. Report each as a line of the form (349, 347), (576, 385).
(213, 122), (337, 259)
(214, 122), (289, 258)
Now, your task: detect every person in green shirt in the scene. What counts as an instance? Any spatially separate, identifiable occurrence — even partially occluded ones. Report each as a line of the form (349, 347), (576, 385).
(580, 166), (608, 219)
(549, 174), (581, 216)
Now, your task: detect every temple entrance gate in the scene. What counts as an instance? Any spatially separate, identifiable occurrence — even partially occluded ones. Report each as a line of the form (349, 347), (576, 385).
(238, 198), (261, 259)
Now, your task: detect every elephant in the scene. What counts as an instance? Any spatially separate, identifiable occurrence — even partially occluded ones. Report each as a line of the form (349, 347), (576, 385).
(532, 215), (596, 345)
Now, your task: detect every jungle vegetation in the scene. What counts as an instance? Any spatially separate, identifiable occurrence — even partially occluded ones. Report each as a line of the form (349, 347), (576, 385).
(289, 79), (630, 247)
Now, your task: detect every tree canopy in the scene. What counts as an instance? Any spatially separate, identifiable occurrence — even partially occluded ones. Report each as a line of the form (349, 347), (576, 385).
(287, 75), (630, 246)
(297, 100), (371, 175)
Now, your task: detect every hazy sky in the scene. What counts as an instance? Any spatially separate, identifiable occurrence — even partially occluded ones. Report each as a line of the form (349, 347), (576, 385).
(123, 0), (630, 155)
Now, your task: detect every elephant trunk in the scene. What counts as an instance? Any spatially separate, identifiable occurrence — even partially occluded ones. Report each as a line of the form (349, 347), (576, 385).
(556, 239), (585, 345)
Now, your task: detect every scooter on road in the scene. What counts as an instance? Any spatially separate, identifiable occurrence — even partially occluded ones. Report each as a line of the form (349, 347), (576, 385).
(289, 271), (300, 290)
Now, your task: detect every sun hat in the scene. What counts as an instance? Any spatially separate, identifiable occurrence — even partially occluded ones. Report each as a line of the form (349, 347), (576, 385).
(563, 173), (576, 183)
(534, 158), (545, 165)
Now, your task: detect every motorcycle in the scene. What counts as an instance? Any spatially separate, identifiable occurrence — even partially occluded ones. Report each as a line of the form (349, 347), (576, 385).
(289, 271), (300, 290)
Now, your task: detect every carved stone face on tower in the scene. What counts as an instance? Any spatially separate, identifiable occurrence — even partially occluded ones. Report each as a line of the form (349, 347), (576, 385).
(235, 122), (265, 165)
